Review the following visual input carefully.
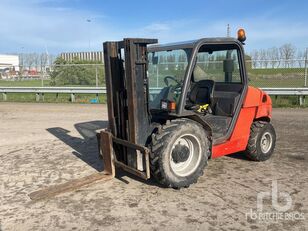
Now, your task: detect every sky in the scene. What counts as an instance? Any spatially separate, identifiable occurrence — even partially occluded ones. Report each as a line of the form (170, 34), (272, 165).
(0, 0), (307, 55)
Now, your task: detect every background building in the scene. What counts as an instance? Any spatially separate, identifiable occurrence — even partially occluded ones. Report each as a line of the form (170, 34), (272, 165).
(0, 54), (19, 78)
(0, 54), (19, 70)
(60, 51), (103, 62)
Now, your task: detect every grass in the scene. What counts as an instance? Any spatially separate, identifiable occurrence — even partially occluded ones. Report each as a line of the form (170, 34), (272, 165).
(249, 78), (305, 88)
(0, 79), (105, 87)
(0, 79), (108, 103)
(270, 95), (308, 108)
(0, 79), (107, 103)
(0, 79), (51, 87)
(0, 92), (107, 104)
(247, 68), (306, 87)
(248, 67), (305, 75)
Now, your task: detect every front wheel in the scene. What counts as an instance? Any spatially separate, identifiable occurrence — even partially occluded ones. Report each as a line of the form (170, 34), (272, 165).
(149, 119), (210, 188)
(245, 121), (276, 161)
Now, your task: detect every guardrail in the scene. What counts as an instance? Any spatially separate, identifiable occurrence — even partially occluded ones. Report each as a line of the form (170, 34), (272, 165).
(261, 88), (308, 95)
(0, 87), (105, 102)
(261, 88), (308, 105)
(0, 86), (307, 104)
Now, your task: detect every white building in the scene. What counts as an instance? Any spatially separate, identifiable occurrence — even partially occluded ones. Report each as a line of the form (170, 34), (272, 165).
(0, 54), (19, 74)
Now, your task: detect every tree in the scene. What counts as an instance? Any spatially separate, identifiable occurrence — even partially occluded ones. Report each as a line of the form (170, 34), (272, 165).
(267, 47), (280, 68)
(40, 53), (48, 72)
(33, 53), (40, 71)
(50, 57), (104, 86)
(178, 53), (187, 70)
(259, 49), (268, 68)
(279, 43), (296, 67)
(26, 53), (37, 70)
(296, 50), (304, 68)
(18, 53), (25, 76)
(244, 54), (252, 70)
(250, 50), (259, 68)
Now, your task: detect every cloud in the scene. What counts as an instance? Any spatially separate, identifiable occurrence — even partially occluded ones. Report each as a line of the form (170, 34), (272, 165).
(0, 1), (307, 55)
(135, 17), (308, 53)
(0, 0), (113, 53)
(129, 19), (199, 43)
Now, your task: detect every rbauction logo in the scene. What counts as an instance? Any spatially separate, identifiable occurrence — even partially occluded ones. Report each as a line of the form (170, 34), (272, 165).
(246, 180), (305, 223)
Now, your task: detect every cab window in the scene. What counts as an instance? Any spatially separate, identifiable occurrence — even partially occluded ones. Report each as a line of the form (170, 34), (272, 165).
(193, 48), (241, 83)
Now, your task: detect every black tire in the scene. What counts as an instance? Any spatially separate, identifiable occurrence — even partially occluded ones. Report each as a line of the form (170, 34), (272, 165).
(149, 118), (210, 188)
(245, 121), (276, 161)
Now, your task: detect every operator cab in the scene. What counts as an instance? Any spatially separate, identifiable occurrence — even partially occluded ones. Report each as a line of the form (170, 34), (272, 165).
(148, 35), (247, 144)
(187, 43), (244, 140)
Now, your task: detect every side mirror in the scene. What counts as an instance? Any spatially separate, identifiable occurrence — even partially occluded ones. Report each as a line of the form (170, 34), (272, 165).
(223, 59), (234, 83)
(223, 59), (234, 73)
(152, 56), (158, 65)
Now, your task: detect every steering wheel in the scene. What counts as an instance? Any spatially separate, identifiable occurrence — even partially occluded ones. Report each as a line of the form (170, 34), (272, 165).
(164, 76), (181, 87)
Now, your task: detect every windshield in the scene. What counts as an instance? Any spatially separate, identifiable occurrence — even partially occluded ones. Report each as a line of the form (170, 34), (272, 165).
(148, 48), (192, 109)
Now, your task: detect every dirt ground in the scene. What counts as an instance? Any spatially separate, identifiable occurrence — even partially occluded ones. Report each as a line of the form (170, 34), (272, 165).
(0, 103), (307, 231)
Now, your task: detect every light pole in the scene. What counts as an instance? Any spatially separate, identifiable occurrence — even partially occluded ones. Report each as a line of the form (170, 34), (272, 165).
(227, 24), (230, 37)
(86, 19), (91, 50)
(304, 47), (308, 87)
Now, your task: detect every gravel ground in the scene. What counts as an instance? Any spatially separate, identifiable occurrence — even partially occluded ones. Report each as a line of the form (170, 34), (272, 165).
(0, 103), (307, 231)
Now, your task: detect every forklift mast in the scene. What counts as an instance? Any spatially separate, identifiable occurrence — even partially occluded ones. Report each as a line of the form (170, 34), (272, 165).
(103, 38), (158, 171)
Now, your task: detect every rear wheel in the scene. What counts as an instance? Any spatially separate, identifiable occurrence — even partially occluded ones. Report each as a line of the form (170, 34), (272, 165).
(149, 119), (210, 188)
(245, 121), (276, 161)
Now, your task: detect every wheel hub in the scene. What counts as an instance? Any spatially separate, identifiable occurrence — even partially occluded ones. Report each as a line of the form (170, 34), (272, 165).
(170, 134), (202, 177)
(260, 132), (273, 153)
(171, 143), (190, 163)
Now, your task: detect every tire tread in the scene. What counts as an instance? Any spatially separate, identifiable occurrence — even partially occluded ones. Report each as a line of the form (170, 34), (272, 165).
(245, 121), (276, 161)
(149, 118), (210, 188)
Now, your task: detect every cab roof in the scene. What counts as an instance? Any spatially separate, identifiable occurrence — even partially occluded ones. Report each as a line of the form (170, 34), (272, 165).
(148, 37), (240, 52)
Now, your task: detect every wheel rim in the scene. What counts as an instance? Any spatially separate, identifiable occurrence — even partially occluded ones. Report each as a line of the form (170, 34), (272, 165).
(260, 132), (273, 153)
(170, 134), (202, 177)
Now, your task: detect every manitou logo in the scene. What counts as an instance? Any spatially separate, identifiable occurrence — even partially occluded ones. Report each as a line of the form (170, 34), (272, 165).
(246, 180), (305, 223)
(257, 180), (292, 212)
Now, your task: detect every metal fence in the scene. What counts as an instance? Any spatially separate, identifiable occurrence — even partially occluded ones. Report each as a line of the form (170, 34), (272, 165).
(246, 59), (307, 88)
(0, 59), (307, 88)
(1, 86), (307, 104)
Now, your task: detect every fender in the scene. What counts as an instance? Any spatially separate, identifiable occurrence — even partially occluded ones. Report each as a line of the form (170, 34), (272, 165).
(243, 86), (272, 120)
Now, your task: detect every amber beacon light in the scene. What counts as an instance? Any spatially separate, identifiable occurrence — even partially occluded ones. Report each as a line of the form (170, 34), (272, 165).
(237, 28), (246, 43)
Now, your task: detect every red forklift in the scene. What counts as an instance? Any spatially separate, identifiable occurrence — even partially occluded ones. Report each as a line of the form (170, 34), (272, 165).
(30, 29), (276, 200)
(99, 29), (276, 188)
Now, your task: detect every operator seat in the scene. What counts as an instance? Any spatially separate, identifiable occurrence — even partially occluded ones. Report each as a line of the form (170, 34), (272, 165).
(186, 80), (215, 111)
